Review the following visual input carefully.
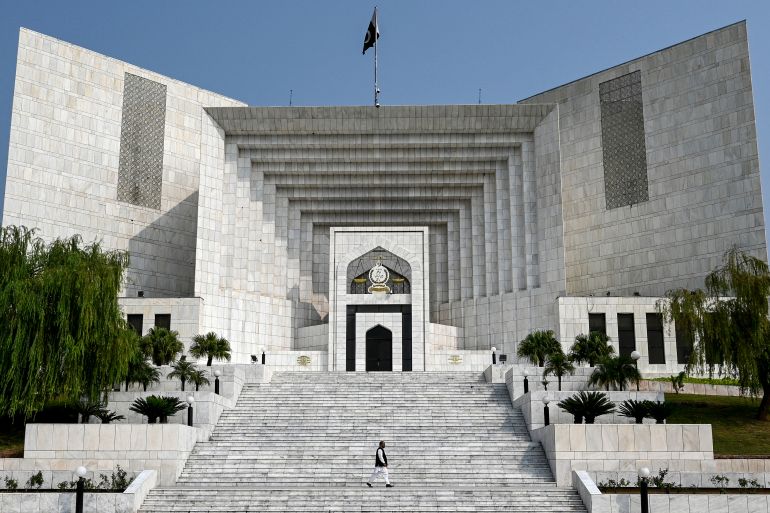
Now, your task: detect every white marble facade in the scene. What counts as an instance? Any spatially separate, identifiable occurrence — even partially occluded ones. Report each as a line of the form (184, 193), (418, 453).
(1, 24), (767, 371)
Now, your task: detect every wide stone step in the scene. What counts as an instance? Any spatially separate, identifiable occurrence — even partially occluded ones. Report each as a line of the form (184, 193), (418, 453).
(139, 487), (585, 513)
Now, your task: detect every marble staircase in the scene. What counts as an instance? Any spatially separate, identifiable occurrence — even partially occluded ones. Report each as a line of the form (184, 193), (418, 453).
(139, 371), (585, 512)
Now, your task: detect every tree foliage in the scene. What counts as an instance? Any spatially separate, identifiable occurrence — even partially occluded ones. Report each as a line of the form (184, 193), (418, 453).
(657, 247), (770, 420)
(543, 349), (575, 391)
(189, 332), (231, 366)
(517, 330), (561, 367)
(569, 331), (615, 367)
(140, 327), (184, 366)
(588, 355), (640, 391)
(129, 395), (186, 424)
(0, 226), (134, 417)
(167, 357), (197, 391)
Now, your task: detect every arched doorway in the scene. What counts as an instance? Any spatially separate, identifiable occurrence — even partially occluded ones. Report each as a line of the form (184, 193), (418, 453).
(366, 325), (393, 371)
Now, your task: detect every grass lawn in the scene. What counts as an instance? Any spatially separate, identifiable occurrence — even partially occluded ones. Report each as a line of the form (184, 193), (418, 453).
(0, 419), (25, 458)
(666, 393), (770, 456)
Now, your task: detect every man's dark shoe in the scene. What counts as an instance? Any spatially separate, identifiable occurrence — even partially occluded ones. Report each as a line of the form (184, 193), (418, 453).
(366, 483), (372, 488)
(386, 484), (394, 488)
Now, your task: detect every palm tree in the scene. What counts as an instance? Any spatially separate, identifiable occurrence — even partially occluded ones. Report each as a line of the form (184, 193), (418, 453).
(140, 327), (184, 366)
(543, 349), (575, 391)
(517, 330), (561, 367)
(129, 395), (187, 424)
(189, 368), (210, 391)
(569, 331), (614, 367)
(588, 355), (641, 391)
(167, 357), (197, 391)
(134, 362), (161, 392)
(618, 399), (649, 424)
(125, 349), (161, 391)
(189, 332), (232, 366)
(557, 391), (616, 424)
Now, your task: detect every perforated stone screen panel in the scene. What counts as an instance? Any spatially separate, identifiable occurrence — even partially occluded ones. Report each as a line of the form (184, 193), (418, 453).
(117, 73), (167, 209)
(599, 70), (649, 210)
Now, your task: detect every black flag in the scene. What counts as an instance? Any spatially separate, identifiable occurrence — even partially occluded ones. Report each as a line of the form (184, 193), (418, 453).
(362, 8), (379, 54)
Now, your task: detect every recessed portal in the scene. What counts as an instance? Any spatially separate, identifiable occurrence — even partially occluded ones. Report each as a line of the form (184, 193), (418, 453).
(365, 325), (393, 372)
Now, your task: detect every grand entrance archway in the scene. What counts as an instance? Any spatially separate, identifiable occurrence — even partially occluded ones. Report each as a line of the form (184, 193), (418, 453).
(366, 325), (393, 371)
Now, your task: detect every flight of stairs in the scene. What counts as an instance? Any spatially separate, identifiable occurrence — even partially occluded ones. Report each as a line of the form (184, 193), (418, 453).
(139, 371), (586, 512)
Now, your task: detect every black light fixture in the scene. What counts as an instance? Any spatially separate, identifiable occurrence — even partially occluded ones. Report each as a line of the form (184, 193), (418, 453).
(638, 467), (650, 513)
(261, 348), (266, 365)
(138, 291), (144, 297)
(213, 370), (221, 395)
(491, 347), (497, 365)
(75, 466), (87, 513)
(542, 398), (550, 426)
(250, 355), (257, 364)
(523, 373), (529, 394)
(633, 291), (641, 297)
(186, 395), (195, 427)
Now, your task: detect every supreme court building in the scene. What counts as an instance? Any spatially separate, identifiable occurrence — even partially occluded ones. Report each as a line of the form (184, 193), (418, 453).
(2, 22), (766, 373)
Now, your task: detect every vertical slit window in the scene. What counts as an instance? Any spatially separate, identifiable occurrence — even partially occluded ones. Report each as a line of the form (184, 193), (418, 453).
(646, 313), (665, 364)
(617, 313), (636, 357)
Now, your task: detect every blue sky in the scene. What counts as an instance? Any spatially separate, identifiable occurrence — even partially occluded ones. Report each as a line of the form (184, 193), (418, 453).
(1, 0), (769, 235)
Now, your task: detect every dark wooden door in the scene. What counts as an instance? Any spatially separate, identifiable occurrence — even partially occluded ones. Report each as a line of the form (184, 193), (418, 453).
(366, 326), (393, 371)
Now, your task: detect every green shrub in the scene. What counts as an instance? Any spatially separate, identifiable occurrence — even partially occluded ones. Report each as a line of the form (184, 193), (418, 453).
(25, 471), (43, 489)
(645, 401), (675, 424)
(617, 399), (649, 424)
(129, 395), (186, 424)
(557, 391), (616, 424)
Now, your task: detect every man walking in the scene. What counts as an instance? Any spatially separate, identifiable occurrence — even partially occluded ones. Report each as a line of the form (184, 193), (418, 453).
(366, 440), (394, 488)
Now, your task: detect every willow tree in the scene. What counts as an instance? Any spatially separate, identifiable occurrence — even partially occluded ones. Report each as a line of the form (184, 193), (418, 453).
(657, 247), (770, 420)
(0, 226), (134, 417)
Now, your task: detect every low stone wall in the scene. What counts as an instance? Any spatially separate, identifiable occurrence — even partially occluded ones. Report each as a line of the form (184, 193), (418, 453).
(120, 363), (270, 400)
(514, 390), (664, 430)
(531, 424), (713, 486)
(505, 366), (596, 399)
(19, 424), (201, 486)
(573, 470), (770, 513)
(426, 350), (492, 372)
(105, 391), (231, 435)
(639, 379), (743, 397)
(262, 351), (329, 371)
(0, 469), (156, 513)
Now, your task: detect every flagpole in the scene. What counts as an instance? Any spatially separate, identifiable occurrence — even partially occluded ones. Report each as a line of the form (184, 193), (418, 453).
(374, 6), (379, 108)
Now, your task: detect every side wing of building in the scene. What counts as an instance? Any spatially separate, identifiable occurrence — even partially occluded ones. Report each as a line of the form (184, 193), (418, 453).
(2, 28), (246, 298)
(520, 20), (766, 297)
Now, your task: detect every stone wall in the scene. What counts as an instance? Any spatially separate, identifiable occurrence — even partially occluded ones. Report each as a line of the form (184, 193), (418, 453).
(532, 423), (713, 486)
(0, 469), (156, 513)
(515, 390), (664, 430)
(521, 21), (767, 297)
(20, 424), (200, 486)
(2, 28), (245, 298)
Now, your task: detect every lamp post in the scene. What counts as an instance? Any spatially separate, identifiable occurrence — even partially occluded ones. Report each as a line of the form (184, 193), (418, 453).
(630, 350), (641, 391)
(638, 467), (650, 513)
(261, 347), (266, 365)
(491, 347), (497, 365)
(213, 369), (221, 395)
(523, 373), (529, 394)
(75, 465), (87, 513)
(186, 395), (195, 427)
(542, 398), (550, 426)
